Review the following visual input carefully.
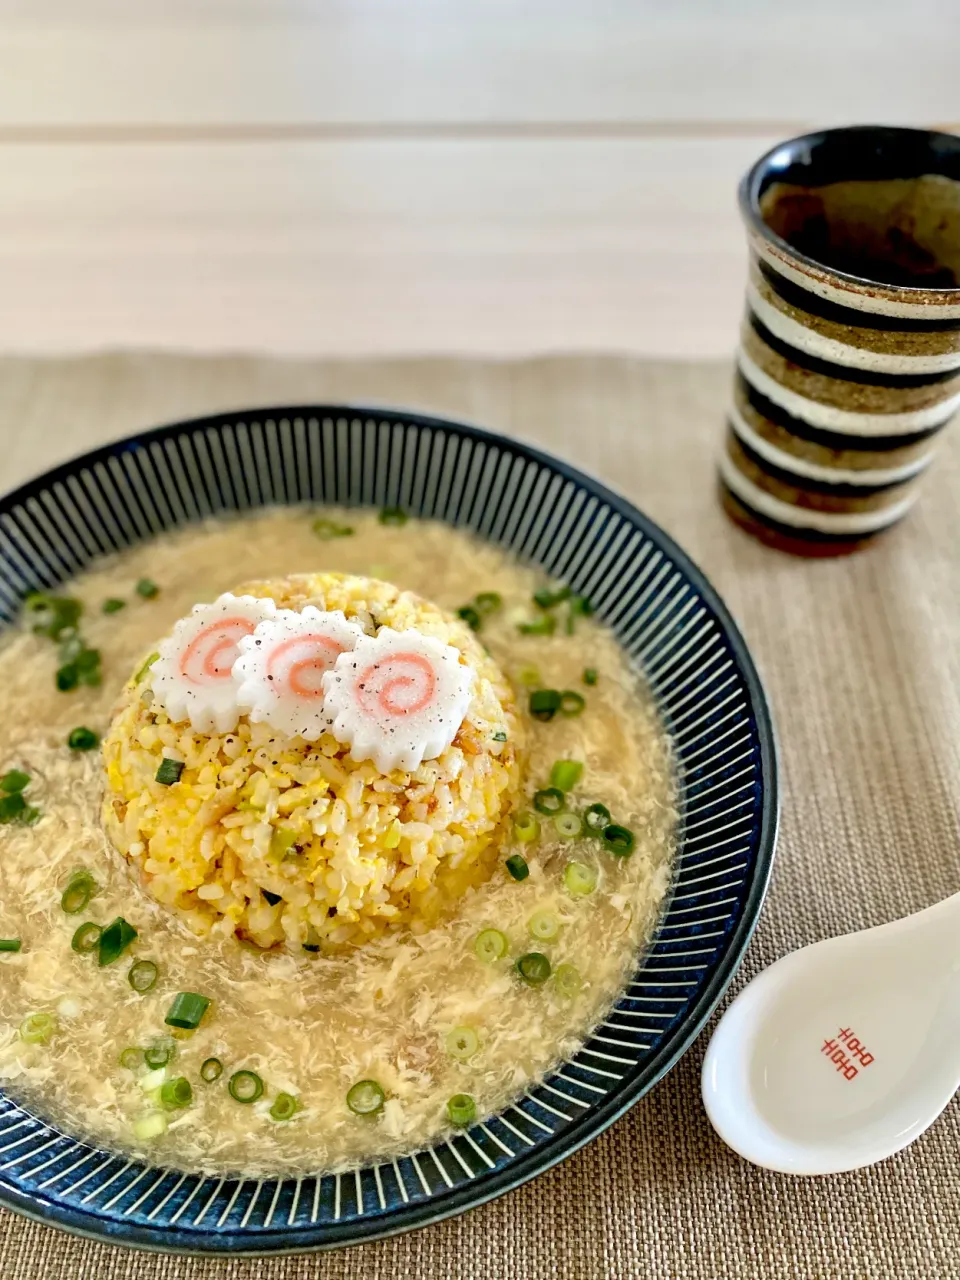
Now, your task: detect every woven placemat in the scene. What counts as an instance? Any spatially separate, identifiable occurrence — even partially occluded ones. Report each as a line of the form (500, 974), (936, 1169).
(0, 353), (956, 1280)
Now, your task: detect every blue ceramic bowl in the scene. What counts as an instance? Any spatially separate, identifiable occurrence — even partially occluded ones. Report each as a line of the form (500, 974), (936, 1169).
(0, 407), (778, 1255)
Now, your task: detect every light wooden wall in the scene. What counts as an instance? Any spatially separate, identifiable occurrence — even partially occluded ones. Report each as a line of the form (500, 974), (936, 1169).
(0, 1), (956, 357)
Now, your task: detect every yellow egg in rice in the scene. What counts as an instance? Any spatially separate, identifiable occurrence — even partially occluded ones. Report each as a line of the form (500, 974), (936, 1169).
(101, 572), (524, 952)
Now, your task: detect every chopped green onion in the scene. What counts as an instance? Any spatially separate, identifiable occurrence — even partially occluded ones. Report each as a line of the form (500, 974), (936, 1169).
(527, 910), (560, 943)
(98, 916), (137, 965)
(270, 1092), (298, 1121)
(529, 689), (562, 721)
(559, 690), (586, 717)
(67, 726), (99, 752)
(563, 861), (598, 896)
(269, 826), (297, 858)
(144, 1040), (175, 1070)
(102, 598), (126, 614)
(566, 596), (595, 633)
(160, 1076), (193, 1109)
(457, 605), (482, 632)
(379, 507), (407, 527)
(602, 824), (636, 858)
(16, 806), (40, 826)
(61, 870), (97, 915)
(200, 1057), (223, 1083)
(549, 759), (583, 792)
(518, 616), (556, 637)
(583, 667), (598, 686)
(19, 1011), (56, 1044)
(134, 652), (160, 684)
(132, 1113), (168, 1142)
(24, 593), (82, 640)
(517, 665), (541, 687)
(505, 854), (529, 882)
(0, 793), (26, 823)
(346, 1079), (384, 1116)
(56, 663), (79, 692)
(71, 921), (102, 954)
(554, 963), (583, 999)
(516, 952), (552, 986)
(533, 586), (571, 609)
(165, 991), (211, 1030)
(128, 959), (159, 993)
(532, 787), (565, 815)
(0, 939), (22, 953)
(474, 592), (502, 616)
(0, 769), (30, 793)
(473, 928), (508, 964)
(229, 1070), (265, 1104)
(119, 1046), (143, 1070)
(135, 578), (159, 600)
(444, 1026), (480, 1060)
(512, 811), (540, 843)
(554, 812), (583, 840)
(75, 646), (102, 686)
(491, 730), (508, 743)
(447, 1093), (477, 1128)
(155, 757), (185, 786)
(583, 802), (612, 834)
(312, 517), (353, 540)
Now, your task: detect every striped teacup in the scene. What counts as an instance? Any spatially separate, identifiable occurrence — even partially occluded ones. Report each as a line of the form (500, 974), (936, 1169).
(722, 126), (960, 555)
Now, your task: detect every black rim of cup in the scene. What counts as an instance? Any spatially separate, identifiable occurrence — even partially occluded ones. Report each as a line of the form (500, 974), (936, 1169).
(738, 123), (960, 293)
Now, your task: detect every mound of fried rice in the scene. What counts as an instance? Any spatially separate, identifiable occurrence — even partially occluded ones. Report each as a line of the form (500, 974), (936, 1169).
(101, 572), (524, 952)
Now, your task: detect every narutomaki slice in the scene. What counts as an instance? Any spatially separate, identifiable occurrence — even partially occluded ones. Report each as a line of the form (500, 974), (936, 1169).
(233, 606), (365, 740)
(150, 593), (277, 733)
(322, 626), (473, 773)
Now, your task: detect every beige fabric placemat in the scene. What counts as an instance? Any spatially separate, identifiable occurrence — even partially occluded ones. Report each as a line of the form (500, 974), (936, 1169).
(0, 353), (957, 1280)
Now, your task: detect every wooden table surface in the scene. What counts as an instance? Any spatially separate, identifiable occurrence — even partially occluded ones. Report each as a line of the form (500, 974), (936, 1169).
(0, 0), (957, 358)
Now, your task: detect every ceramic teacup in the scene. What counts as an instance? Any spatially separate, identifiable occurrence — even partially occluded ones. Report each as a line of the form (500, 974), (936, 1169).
(721, 125), (960, 555)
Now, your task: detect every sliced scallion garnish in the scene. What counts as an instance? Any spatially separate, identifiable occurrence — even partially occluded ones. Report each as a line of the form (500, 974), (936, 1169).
(583, 802), (612, 834)
(155, 758), (185, 786)
(119, 1046), (143, 1070)
(67, 726), (100, 752)
(554, 962), (583, 999)
(583, 667), (598, 686)
(504, 854), (529, 882)
(529, 689), (561, 721)
(200, 1057), (223, 1083)
(61, 870), (98, 915)
(444, 1026), (480, 1060)
(270, 1092), (298, 1121)
(516, 952), (551, 986)
(559, 690), (586, 717)
(144, 1040), (175, 1070)
(473, 928), (508, 964)
(0, 938), (22, 953)
(527, 910), (560, 943)
(346, 1079), (384, 1116)
(160, 1076), (193, 1109)
(71, 921), (102, 954)
(512, 811), (540, 843)
(518, 616), (556, 637)
(532, 787), (564, 815)
(549, 759), (583, 792)
(164, 991), (211, 1030)
(128, 959), (159, 993)
(135, 578), (159, 600)
(563, 861), (598, 897)
(378, 507), (407, 527)
(102, 598), (126, 614)
(601, 824), (636, 858)
(554, 812), (583, 840)
(0, 769), (30, 793)
(312, 517), (353, 540)
(98, 916), (137, 966)
(229, 1070), (265, 1104)
(19, 1011), (56, 1044)
(446, 1093), (477, 1128)
(457, 605), (482, 632)
(474, 592), (502, 616)
(134, 652), (160, 684)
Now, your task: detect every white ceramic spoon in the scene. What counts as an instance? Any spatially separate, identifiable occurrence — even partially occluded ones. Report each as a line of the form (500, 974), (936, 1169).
(701, 891), (960, 1174)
